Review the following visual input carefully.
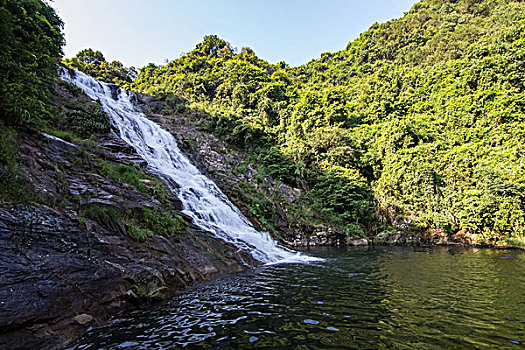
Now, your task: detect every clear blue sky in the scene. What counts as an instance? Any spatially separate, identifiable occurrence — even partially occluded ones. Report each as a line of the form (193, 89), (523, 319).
(49, 0), (419, 68)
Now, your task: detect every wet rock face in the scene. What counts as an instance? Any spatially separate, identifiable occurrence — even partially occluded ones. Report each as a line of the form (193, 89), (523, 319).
(0, 205), (128, 349)
(0, 204), (255, 350)
(0, 117), (257, 348)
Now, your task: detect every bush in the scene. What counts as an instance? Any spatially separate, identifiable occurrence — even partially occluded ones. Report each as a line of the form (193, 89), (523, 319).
(83, 204), (126, 235)
(0, 126), (32, 202)
(311, 167), (372, 234)
(233, 181), (278, 233)
(99, 162), (173, 209)
(82, 204), (186, 241)
(68, 109), (110, 137)
(128, 207), (186, 238)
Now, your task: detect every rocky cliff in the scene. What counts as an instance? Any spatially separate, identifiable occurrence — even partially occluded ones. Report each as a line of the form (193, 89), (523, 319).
(0, 83), (257, 349)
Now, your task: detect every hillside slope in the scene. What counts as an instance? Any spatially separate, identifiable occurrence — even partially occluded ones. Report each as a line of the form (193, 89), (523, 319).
(126, 0), (525, 245)
(0, 78), (256, 349)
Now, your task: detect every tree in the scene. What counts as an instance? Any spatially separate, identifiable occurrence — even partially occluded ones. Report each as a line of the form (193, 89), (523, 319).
(0, 0), (64, 125)
(65, 48), (136, 86)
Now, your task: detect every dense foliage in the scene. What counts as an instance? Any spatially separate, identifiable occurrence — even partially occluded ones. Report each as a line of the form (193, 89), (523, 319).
(83, 204), (186, 242)
(64, 49), (137, 87)
(0, 0), (63, 126)
(0, 0), (63, 201)
(127, 0), (525, 243)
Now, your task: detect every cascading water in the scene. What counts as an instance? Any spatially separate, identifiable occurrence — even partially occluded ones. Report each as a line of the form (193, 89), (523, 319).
(61, 68), (318, 264)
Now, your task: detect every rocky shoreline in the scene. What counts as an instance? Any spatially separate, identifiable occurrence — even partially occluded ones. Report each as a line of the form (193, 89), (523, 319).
(0, 203), (256, 350)
(0, 118), (258, 349)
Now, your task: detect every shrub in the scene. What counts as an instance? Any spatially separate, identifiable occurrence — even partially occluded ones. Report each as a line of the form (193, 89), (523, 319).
(67, 109), (109, 137)
(0, 0), (64, 126)
(83, 204), (126, 235)
(82, 204), (186, 241)
(0, 126), (32, 202)
(128, 207), (186, 237)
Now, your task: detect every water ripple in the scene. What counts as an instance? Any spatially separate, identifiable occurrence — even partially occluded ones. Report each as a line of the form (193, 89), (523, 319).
(69, 247), (525, 349)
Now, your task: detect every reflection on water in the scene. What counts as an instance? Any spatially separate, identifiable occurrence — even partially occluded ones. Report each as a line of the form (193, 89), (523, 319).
(70, 247), (525, 349)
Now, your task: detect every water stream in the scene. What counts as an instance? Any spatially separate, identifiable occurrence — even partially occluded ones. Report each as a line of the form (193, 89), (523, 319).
(61, 68), (315, 264)
(69, 246), (525, 349)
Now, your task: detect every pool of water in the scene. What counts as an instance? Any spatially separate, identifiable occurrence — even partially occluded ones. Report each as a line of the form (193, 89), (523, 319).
(70, 246), (525, 349)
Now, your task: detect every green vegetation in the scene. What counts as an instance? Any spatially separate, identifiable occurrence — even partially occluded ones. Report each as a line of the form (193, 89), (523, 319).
(0, 0), (63, 126)
(127, 207), (187, 241)
(66, 109), (109, 137)
(131, 280), (167, 300)
(505, 235), (525, 249)
(100, 163), (149, 189)
(99, 162), (173, 209)
(83, 203), (127, 235)
(123, 0), (525, 242)
(0, 0), (64, 202)
(46, 79), (111, 140)
(233, 181), (279, 233)
(83, 203), (186, 241)
(64, 49), (137, 87)
(0, 125), (32, 202)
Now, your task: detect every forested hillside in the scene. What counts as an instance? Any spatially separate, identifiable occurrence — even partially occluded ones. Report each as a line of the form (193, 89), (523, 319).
(120, 0), (525, 244)
(4, 0), (524, 245)
(0, 0), (64, 199)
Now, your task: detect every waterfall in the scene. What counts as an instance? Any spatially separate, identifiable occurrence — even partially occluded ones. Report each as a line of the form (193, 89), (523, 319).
(61, 69), (318, 264)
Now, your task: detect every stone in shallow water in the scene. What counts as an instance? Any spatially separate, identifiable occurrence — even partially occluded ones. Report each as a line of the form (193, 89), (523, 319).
(351, 238), (369, 246)
(118, 341), (140, 347)
(74, 314), (93, 325)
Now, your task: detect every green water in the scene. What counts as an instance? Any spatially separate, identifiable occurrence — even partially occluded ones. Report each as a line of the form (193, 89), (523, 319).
(71, 246), (525, 349)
